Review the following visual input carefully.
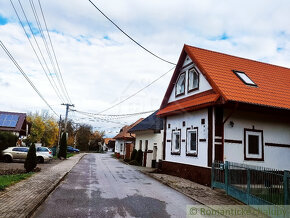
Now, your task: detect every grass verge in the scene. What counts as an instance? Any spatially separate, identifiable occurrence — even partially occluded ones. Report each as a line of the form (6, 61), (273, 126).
(0, 173), (34, 191)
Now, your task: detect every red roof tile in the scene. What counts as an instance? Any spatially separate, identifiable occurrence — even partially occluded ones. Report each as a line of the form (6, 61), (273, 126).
(185, 45), (290, 110)
(159, 45), (290, 114)
(158, 90), (219, 116)
(113, 118), (144, 140)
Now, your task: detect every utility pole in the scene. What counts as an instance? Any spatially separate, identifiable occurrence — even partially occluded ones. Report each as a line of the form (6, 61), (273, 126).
(61, 103), (74, 132)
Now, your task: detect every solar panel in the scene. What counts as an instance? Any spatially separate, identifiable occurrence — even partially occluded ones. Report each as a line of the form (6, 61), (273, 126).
(0, 114), (19, 127)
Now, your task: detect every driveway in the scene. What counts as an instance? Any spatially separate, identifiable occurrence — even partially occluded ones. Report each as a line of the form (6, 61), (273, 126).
(32, 153), (198, 217)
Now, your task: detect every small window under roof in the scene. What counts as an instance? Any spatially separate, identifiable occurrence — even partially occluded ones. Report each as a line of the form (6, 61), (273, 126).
(233, 70), (257, 87)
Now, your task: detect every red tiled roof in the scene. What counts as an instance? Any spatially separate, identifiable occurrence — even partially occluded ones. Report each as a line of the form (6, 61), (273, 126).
(104, 138), (115, 144)
(158, 90), (219, 116)
(159, 45), (290, 114)
(113, 118), (144, 140)
(185, 45), (290, 110)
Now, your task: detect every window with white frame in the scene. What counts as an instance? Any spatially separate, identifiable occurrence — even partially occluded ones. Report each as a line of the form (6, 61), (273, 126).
(176, 73), (185, 96)
(244, 129), (263, 160)
(186, 128), (198, 155)
(172, 130), (181, 153)
(188, 68), (199, 91)
(139, 140), (142, 150)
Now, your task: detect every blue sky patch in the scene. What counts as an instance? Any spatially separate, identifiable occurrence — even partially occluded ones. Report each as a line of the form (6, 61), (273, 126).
(209, 33), (230, 41)
(0, 14), (8, 25)
(104, 35), (110, 40)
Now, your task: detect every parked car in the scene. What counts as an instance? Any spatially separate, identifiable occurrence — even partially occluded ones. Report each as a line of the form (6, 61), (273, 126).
(67, 146), (79, 153)
(2, 147), (53, 163)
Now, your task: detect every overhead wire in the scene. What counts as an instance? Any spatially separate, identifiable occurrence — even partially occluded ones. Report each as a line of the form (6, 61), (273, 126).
(0, 40), (58, 116)
(96, 66), (175, 114)
(37, 0), (72, 104)
(10, 0), (65, 103)
(88, 0), (176, 66)
(72, 109), (156, 118)
(29, 0), (70, 104)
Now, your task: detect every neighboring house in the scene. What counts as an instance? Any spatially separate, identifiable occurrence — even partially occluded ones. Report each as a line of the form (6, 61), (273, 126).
(128, 111), (163, 168)
(102, 138), (115, 151)
(0, 111), (30, 138)
(157, 44), (290, 186)
(114, 118), (143, 159)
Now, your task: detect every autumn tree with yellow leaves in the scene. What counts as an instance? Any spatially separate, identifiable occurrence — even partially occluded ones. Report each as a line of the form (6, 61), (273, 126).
(27, 112), (59, 147)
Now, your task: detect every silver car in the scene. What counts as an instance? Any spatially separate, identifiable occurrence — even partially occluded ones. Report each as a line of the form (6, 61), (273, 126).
(2, 147), (52, 163)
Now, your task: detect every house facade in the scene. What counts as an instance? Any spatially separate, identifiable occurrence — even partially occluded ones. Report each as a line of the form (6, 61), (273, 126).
(114, 118), (143, 159)
(128, 111), (163, 168)
(157, 45), (290, 186)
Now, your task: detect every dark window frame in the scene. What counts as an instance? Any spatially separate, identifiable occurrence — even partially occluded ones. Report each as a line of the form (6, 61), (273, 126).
(187, 67), (200, 93)
(175, 72), (186, 97)
(171, 129), (181, 155)
(186, 127), (198, 157)
(244, 128), (264, 161)
(233, 70), (257, 87)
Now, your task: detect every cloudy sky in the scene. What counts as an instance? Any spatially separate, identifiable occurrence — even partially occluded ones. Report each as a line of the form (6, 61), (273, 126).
(0, 0), (290, 137)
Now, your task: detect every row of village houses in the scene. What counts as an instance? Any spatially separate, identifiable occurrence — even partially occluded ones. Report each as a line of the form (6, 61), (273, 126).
(106, 44), (290, 186)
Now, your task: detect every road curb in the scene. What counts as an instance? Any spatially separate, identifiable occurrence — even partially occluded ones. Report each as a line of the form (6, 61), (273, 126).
(26, 153), (86, 218)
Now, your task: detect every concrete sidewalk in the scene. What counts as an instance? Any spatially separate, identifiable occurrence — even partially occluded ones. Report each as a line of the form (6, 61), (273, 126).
(133, 165), (243, 206)
(0, 153), (86, 218)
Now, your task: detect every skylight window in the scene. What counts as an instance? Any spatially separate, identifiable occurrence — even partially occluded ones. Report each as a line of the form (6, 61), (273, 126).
(233, 70), (257, 87)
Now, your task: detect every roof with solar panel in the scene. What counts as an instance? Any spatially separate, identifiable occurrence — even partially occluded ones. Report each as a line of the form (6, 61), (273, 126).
(0, 111), (28, 134)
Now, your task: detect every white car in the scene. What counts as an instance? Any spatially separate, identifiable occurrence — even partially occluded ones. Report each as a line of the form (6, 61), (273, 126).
(2, 147), (53, 163)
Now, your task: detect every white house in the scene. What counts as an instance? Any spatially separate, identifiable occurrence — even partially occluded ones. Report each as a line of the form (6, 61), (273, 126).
(128, 111), (164, 168)
(157, 44), (290, 186)
(114, 118), (143, 159)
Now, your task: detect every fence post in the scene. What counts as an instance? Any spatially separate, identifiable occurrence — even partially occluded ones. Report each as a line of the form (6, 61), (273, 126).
(211, 162), (214, 189)
(284, 171), (289, 205)
(225, 161), (229, 194)
(247, 168), (251, 205)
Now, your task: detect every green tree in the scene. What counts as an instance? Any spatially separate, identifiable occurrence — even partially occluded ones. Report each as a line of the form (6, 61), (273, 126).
(89, 130), (105, 151)
(58, 133), (67, 159)
(24, 143), (37, 172)
(136, 149), (143, 166)
(76, 124), (92, 151)
(130, 149), (137, 161)
(0, 131), (18, 151)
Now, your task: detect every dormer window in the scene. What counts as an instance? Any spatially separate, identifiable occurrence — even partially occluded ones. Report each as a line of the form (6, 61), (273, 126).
(175, 72), (185, 96)
(188, 67), (199, 92)
(233, 70), (257, 87)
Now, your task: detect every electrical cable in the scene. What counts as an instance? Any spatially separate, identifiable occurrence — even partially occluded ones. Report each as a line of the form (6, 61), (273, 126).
(37, 0), (72, 103)
(97, 66), (175, 114)
(0, 40), (58, 116)
(10, 0), (65, 103)
(29, 0), (71, 104)
(88, 0), (176, 65)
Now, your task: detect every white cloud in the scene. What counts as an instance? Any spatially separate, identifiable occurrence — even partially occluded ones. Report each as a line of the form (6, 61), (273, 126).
(0, 0), (290, 136)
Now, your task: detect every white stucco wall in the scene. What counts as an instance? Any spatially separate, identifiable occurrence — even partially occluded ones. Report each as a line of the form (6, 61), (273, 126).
(224, 109), (290, 170)
(168, 57), (212, 103)
(165, 109), (209, 168)
(115, 139), (125, 155)
(135, 130), (163, 167)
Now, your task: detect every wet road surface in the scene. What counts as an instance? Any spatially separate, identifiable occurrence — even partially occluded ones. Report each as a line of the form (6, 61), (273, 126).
(33, 153), (198, 217)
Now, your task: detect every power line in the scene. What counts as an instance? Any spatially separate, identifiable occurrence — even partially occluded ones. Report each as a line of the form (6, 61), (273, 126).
(72, 109), (156, 118)
(0, 40), (58, 116)
(37, 0), (72, 104)
(29, 0), (70, 104)
(10, 0), (65, 103)
(97, 66), (175, 114)
(88, 0), (176, 66)
(73, 110), (128, 125)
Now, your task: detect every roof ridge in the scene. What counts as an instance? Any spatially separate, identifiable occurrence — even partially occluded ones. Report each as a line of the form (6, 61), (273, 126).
(185, 44), (290, 70)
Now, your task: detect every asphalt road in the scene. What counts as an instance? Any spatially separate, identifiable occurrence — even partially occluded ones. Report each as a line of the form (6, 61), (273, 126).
(32, 153), (198, 218)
